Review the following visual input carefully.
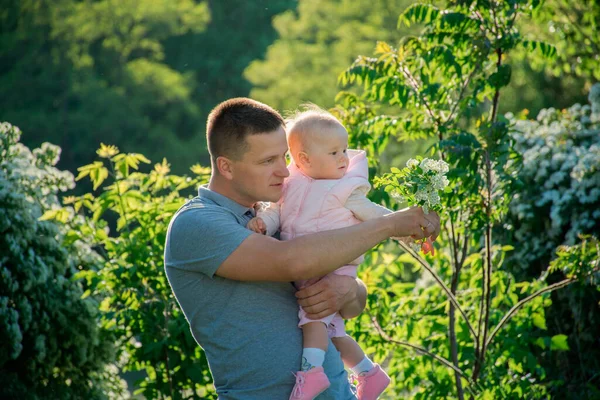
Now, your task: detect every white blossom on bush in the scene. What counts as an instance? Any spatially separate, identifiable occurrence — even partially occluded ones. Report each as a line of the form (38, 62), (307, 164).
(505, 83), (600, 270)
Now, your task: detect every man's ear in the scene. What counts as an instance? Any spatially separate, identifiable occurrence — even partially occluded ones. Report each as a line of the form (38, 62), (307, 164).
(216, 156), (234, 180)
(297, 151), (310, 167)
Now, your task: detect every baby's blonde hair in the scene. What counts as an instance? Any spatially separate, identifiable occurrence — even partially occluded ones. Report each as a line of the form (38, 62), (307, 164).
(285, 104), (346, 162)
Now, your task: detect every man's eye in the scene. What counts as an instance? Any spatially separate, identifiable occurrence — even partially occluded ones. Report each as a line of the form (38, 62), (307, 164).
(264, 158), (274, 164)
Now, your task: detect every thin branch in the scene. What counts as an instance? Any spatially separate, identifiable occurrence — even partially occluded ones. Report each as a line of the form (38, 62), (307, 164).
(485, 278), (576, 347)
(490, 49), (503, 124)
(400, 66), (443, 131)
(458, 232), (470, 274)
(507, 2), (520, 32)
(398, 241), (478, 338)
(369, 312), (472, 383)
(449, 245), (465, 400)
(476, 246), (486, 346)
(445, 66), (479, 125)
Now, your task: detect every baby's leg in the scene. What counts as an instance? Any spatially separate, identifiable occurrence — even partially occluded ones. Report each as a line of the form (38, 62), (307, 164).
(332, 335), (378, 377)
(332, 335), (391, 398)
(289, 322), (331, 399)
(331, 335), (365, 368)
(300, 321), (329, 371)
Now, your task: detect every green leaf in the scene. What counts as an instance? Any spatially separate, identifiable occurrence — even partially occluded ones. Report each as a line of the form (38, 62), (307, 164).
(489, 64), (512, 89)
(75, 161), (104, 181)
(39, 209), (58, 221)
(532, 313), (547, 330)
(534, 337), (546, 350)
(91, 166), (109, 190)
(97, 143), (119, 158)
(550, 334), (570, 351)
(399, 3), (440, 28)
(521, 40), (558, 60)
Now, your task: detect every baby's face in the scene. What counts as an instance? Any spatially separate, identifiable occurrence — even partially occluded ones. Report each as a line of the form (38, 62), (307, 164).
(305, 127), (349, 179)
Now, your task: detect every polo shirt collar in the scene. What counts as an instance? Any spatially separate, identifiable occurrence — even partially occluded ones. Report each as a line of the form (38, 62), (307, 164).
(198, 186), (255, 217)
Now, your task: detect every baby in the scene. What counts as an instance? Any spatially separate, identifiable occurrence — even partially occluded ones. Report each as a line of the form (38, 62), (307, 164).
(247, 107), (429, 400)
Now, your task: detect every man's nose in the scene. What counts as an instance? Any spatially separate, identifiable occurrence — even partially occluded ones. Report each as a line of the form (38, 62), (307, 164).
(277, 159), (290, 177)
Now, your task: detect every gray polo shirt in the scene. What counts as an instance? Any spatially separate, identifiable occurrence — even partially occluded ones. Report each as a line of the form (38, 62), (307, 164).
(164, 187), (356, 399)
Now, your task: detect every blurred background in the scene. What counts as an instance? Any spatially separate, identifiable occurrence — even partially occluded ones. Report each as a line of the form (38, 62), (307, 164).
(1, 0), (596, 177)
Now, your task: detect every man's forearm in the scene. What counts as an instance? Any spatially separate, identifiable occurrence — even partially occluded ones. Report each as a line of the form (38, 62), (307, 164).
(283, 217), (395, 281)
(215, 207), (438, 282)
(339, 278), (367, 319)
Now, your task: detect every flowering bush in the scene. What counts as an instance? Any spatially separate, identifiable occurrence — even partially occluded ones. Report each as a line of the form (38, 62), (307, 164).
(0, 123), (124, 399)
(505, 83), (600, 273)
(376, 157), (450, 214)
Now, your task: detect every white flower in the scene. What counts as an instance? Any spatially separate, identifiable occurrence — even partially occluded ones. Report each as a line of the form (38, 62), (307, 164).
(391, 191), (405, 203)
(419, 158), (449, 174)
(589, 83), (600, 105)
(431, 174), (449, 190)
(406, 159), (419, 169)
(415, 190), (429, 202)
(419, 159), (435, 173)
(437, 160), (450, 174)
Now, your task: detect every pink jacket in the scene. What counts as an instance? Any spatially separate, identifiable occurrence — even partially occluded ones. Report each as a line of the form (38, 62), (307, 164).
(279, 150), (370, 241)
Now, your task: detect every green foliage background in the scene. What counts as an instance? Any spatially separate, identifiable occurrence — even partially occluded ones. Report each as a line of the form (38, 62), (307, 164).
(1, 0), (599, 398)
(0, 123), (124, 399)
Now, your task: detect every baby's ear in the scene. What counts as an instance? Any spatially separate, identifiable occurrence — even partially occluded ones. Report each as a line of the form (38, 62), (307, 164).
(297, 151), (310, 166)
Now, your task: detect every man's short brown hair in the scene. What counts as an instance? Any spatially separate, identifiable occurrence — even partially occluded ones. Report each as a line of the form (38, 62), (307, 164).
(206, 98), (285, 163)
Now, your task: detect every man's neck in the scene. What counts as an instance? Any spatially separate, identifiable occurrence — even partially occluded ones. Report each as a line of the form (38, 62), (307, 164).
(207, 175), (254, 208)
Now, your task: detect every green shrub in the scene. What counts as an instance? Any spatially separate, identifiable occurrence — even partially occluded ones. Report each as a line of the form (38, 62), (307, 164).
(0, 123), (124, 399)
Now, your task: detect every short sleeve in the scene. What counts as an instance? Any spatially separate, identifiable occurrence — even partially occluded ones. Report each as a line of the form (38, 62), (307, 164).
(164, 206), (253, 278)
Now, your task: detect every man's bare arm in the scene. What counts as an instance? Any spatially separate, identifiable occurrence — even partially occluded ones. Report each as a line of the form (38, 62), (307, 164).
(215, 207), (440, 282)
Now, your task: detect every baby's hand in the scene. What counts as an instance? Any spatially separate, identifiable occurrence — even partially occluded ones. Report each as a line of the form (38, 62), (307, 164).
(247, 217), (267, 235)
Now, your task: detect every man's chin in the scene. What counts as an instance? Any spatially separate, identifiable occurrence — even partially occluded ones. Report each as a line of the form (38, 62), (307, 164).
(266, 187), (283, 202)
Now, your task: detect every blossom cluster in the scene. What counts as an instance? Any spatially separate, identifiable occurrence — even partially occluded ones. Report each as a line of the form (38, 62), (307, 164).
(374, 157), (450, 253)
(504, 83), (600, 270)
(390, 157), (450, 214)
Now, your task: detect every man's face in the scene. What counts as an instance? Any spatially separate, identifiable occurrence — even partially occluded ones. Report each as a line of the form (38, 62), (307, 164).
(230, 126), (290, 205)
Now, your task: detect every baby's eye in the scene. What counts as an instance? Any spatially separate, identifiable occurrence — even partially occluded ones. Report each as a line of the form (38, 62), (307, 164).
(343, 149), (347, 153)
(331, 151), (337, 155)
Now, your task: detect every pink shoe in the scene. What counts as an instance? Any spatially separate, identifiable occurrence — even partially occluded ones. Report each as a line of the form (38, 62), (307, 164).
(289, 366), (331, 400)
(354, 364), (391, 400)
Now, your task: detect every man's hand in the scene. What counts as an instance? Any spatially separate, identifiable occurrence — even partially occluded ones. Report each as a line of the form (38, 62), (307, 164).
(246, 217), (266, 235)
(295, 275), (362, 320)
(388, 207), (441, 242)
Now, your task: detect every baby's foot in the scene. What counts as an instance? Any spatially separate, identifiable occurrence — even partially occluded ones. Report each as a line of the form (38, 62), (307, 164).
(289, 366), (330, 400)
(354, 364), (390, 400)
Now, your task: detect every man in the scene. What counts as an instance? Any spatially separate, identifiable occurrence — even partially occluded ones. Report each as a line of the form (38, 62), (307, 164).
(164, 98), (440, 399)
